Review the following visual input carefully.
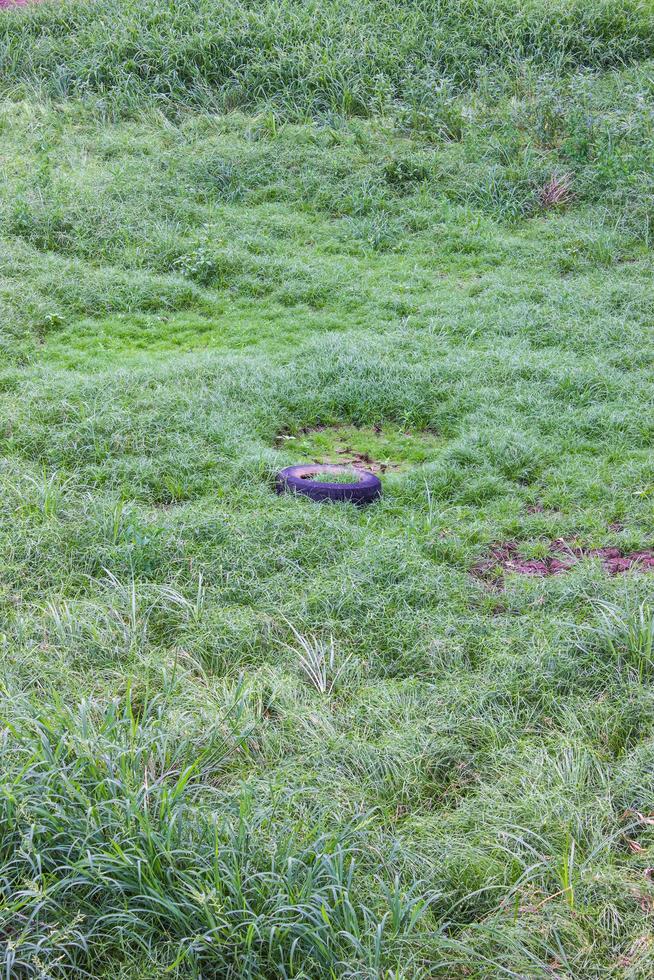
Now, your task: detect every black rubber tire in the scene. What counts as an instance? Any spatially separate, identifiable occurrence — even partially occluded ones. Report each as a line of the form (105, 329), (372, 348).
(276, 464), (382, 505)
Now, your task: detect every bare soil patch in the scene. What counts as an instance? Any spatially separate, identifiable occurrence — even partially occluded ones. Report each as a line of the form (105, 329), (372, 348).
(473, 539), (654, 584)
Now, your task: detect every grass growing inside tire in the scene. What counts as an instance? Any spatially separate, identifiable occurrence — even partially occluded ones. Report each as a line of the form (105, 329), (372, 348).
(2, 1), (654, 976)
(298, 467), (361, 483)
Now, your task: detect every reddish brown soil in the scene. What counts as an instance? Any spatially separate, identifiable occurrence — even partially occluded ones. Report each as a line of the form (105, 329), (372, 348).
(473, 539), (654, 583)
(473, 540), (576, 579)
(590, 547), (654, 574)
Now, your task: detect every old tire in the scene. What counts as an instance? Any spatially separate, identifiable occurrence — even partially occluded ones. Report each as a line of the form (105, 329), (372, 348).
(276, 464), (382, 505)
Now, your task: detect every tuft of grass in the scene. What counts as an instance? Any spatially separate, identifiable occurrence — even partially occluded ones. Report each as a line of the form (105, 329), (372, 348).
(0, 680), (433, 977)
(285, 622), (354, 694)
(589, 600), (654, 682)
(539, 173), (573, 210)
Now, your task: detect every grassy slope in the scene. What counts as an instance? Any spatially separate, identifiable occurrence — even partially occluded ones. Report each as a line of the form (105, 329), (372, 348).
(2, 1), (654, 977)
(2, 0), (653, 109)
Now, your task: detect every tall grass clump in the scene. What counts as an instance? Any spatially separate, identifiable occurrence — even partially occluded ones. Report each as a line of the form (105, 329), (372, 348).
(588, 600), (654, 682)
(0, 681), (432, 977)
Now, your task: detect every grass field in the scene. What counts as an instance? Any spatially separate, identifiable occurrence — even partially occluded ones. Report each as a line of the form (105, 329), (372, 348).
(2, 1), (654, 976)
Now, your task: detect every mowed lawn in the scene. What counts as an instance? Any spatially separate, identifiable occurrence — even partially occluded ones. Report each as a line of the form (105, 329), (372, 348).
(1, 1), (654, 976)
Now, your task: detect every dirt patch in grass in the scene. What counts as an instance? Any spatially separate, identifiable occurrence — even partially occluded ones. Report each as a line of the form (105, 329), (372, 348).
(275, 424), (441, 473)
(473, 540), (576, 579)
(473, 539), (654, 584)
(594, 548), (654, 574)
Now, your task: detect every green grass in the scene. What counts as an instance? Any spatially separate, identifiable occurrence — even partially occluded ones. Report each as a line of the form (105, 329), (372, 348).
(278, 424), (444, 472)
(296, 467), (363, 484)
(3, 0), (654, 115)
(2, 1), (654, 976)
